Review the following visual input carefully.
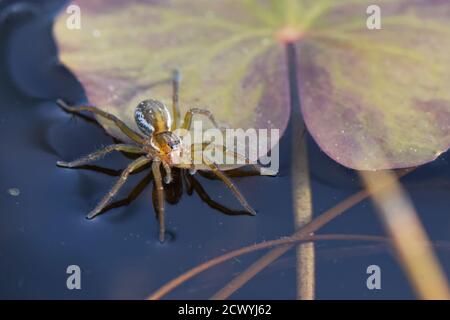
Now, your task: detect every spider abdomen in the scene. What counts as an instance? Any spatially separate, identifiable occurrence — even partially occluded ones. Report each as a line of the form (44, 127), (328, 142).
(135, 99), (172, 136)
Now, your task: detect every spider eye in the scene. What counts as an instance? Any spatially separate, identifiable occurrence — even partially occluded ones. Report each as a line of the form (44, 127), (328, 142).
(168, 136), (181, 150)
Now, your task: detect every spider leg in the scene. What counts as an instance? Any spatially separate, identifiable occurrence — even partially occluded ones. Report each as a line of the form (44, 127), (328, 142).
(189, 143), (275, 176)
(162, 160), (172, 184)
(186, 174), (252, 216)
(214, 144), (277, 176)
(152, 159), (166, 242)
(57, 144), (144, 168)
(57, 99), (145, 144)
(104, 172), (153, 212)
(86, 156), (150, 219)
(196, 154), (256, 216)
(181, 107), (222, 130)
(171, 69), (181, 130)
(164, 168), (183, 205)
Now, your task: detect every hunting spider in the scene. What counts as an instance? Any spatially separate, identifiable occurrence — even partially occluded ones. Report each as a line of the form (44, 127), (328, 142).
(57, 70), (265, 242)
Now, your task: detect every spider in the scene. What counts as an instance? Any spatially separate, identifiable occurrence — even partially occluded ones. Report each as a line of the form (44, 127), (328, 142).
(56, 70), (267, 242)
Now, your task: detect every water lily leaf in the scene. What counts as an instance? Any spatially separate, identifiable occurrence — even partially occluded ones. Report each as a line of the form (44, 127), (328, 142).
(53, 0), (291, 149)
(54, 0), (450, 170)
(297, 0), (450, 169)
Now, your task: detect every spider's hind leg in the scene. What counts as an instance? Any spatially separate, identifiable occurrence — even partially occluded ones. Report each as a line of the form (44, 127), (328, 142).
(152, 159), (166, 242)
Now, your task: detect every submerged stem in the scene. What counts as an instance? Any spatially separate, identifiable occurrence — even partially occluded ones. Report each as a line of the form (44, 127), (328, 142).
(288, 43), (315, 300)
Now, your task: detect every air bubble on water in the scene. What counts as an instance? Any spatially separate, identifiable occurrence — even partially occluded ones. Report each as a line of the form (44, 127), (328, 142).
(7, 188), (20, 197)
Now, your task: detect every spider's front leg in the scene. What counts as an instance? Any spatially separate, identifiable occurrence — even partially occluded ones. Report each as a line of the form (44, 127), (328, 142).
(189, 143), (277, 177)
(171, 69), (181, 130)
(152, 159), (166, 242)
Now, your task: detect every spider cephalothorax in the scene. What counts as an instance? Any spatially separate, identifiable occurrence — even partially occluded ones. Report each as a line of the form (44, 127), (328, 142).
(57, 70), (266, 242)
(136, 99), (183, 165)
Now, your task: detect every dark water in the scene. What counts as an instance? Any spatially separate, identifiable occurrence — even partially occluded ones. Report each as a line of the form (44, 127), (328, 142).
(1, 0), (450, 299)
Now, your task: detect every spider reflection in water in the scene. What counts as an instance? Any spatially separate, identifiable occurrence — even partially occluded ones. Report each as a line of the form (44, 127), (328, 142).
(57, 70), (270, 242)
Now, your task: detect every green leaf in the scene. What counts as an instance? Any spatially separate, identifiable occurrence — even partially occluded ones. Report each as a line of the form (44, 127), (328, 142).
(54, 0), (450, 170)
